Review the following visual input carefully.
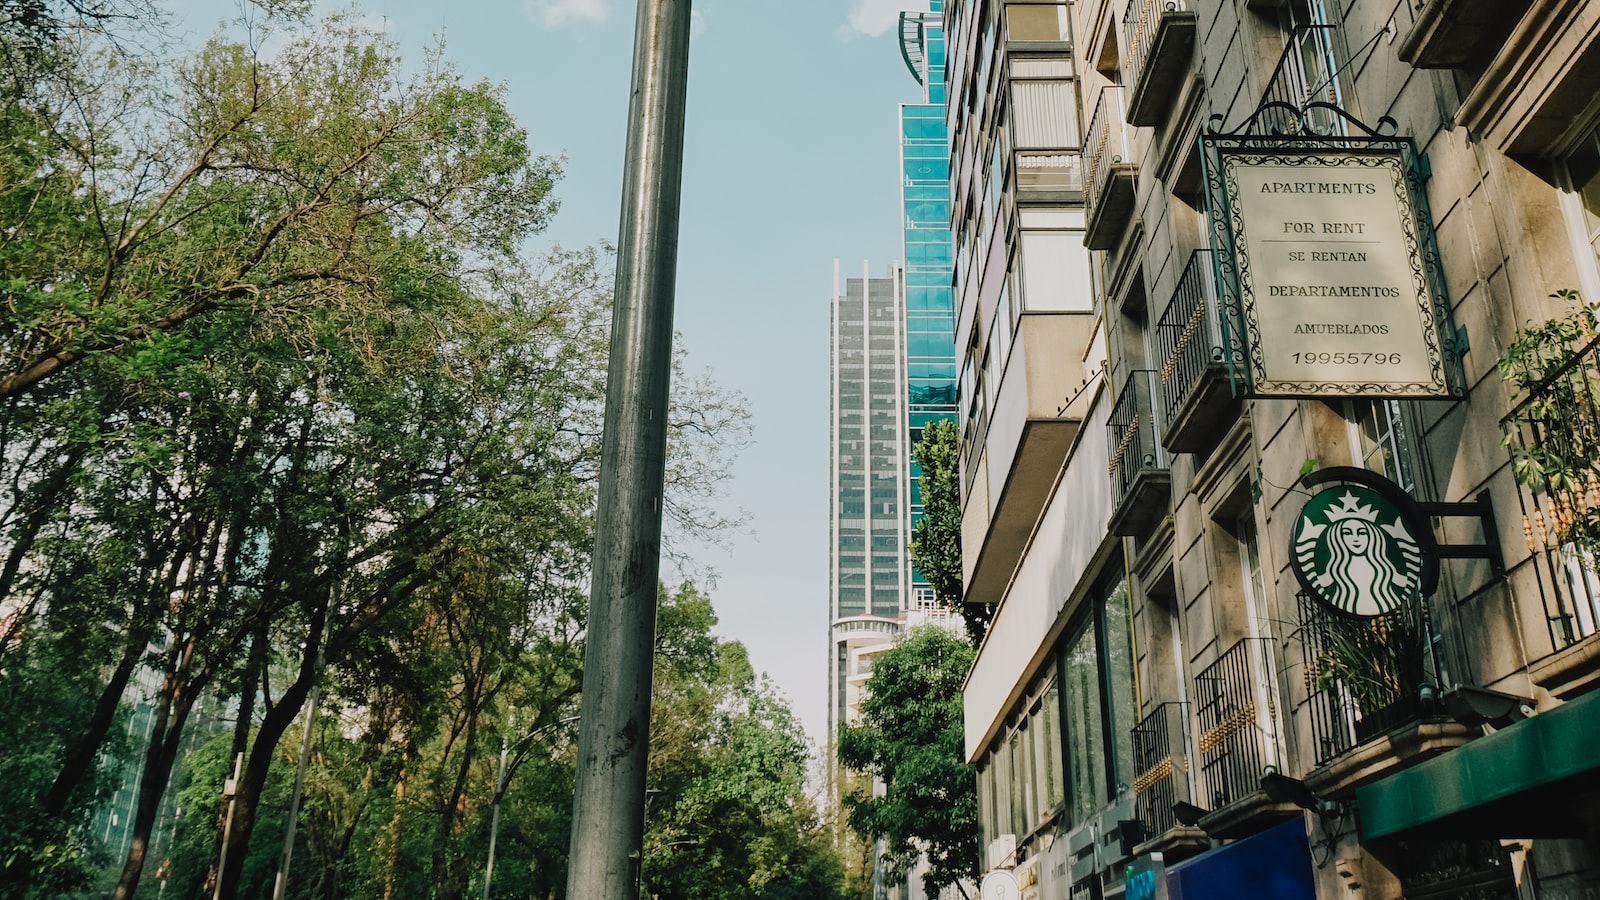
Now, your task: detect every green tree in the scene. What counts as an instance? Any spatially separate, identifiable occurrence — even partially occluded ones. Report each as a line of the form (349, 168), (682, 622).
(838, 625), (979, 899)
(909, 418), (991, 641)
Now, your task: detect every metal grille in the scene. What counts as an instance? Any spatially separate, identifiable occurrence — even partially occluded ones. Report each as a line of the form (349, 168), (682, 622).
(1503, 329), (1600, 650)
(1083, 86), (1129, 213)
(1131, 702), (1190, 837)
(1107, 370), (1164, 504)
(1192, 638), (1276, 809)
(1298, 591), (1434, 765)
(1153, 249), (1236, 426)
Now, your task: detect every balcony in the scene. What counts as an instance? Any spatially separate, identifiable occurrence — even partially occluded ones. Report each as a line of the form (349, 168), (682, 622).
(1131, 702), (1202, 848)
(1123, 0), (1197, 126)
(1009, 62), (1084, 201)
(1258, 25), (1343, 134)
(1153, 250), (1243, 454)
(1106, 370), (1170, 536)
(960, 313), (1100, 604)
(1295, 591), (1476, 798)
(1399, 0), (1529, 69)
(1083, 87), (1137, 251)
(1192, 638), (1297, 838)
(1503, 328), (1600, 694)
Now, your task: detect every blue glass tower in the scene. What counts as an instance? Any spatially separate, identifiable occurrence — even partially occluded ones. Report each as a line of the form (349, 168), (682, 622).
(898, 0), (957, 607)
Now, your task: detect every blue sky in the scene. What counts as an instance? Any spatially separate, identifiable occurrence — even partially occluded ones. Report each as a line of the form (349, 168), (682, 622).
(175, 0), (924, 749)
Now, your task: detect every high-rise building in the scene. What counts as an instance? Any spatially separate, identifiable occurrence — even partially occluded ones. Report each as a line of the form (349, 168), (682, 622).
(898, 0), (959, 610)
(946, 0), (1600, 898)
(827, 262), (910, 798)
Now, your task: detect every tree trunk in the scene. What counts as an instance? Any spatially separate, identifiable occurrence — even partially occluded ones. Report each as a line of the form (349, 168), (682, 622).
(110, 660), (200, 900)
(214, 619), (323, 900)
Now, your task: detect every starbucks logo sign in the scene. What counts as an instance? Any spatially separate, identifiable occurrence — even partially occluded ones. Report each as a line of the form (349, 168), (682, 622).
(1291, 482), (1428, 617)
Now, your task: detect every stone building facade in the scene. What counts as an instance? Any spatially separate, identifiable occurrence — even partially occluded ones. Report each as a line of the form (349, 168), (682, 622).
(949, 0), (1600, 897)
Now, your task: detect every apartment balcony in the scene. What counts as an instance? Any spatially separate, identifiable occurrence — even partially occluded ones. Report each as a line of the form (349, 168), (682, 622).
(1106, 370), (1170, 536)
(961, 313), (1099, 604)
(1503, 329), (1600, 696)
(1130, 702), (1207, 855)
(1123, 0), (1197, 127)
(1399, 0), (1528, 69)
(1296, 592), (1476, 799)
(1192, 638), (1298, 838)
(1083, 87), (1137, 251)
(1153, 250), (1243, 454)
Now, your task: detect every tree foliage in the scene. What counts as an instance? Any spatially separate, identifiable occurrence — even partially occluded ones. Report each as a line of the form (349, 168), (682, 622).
(909, 419), (990, 642)
(838, 625), (979, 899)
(0, 7), (787, 900)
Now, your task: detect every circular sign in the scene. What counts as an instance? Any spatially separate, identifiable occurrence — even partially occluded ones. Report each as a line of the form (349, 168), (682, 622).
(1290, 481), (1427, 616)
(981, 869), (1020, 900)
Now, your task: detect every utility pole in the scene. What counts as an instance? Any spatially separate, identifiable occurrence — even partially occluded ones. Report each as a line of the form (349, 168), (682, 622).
(565, 0), (692, 897)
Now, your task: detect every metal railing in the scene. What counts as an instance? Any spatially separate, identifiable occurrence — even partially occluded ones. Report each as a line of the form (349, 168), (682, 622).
(1154, 249), (1234, 427)
(1503, 329), (1600, 651)
(1107, 370), (1165, 504)
(1298, 591), (1434, 765)
(1260, 24), (1342, 133)
(1083, 86), (1131, 214)
(1123, 0), (1190, 97)
(1192, 638), (1278, 810)
(1131, 702), (1191, 838)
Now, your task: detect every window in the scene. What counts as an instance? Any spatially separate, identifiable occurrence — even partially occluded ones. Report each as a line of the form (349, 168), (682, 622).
(1018, 208), (1093, 311)
(1058, 569), (1137, 828)
(1561, 121), (1600, 301)
(1344, 399), (1415, 491)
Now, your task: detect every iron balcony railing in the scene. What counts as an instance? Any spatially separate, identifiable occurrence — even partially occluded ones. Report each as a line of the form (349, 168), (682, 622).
(1083, 86), (1131, 215)
(1298, 591), (1434, 765)
(1131, 701), (1191, 838)
(1260, 24), (1342, 132)
(1107, 370), (1165, 504)
(1123, 0), (1190, 100)
(1192, 638), (1278, 810)
(1502, 329), (1600, 651)
(1154, 249), (1236, 428)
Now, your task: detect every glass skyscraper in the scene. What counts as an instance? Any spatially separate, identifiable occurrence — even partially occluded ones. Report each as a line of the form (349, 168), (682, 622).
(898, 0), (957, 608)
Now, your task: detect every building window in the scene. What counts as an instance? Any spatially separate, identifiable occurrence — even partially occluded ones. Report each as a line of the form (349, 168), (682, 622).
(1560, 120), (1600, 301)
(1058, 568), (1137, 828)
(1344, 398), (1415, 491)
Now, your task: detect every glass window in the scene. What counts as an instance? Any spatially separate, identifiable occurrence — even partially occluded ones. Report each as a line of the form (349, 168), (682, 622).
(1061, 616), (1106, 825)
(1005, 2), (1069, 42)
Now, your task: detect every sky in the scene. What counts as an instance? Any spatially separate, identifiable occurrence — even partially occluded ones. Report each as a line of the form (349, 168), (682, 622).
(170, 0), (927, 751)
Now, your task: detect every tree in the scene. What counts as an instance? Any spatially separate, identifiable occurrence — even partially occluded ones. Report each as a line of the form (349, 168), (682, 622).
(909, 419), (990, 642)
(838, 625), (979, 899)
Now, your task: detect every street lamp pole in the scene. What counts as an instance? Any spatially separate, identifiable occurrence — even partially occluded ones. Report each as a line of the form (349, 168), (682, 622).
(565, 0), (692, 898)
(483, 715), (580, 900)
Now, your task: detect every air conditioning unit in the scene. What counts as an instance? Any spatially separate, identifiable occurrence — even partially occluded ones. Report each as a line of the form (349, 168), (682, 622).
(987, 834), (1017, 870)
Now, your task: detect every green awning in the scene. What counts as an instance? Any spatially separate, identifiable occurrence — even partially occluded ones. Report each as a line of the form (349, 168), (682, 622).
(1357, 688), (1600, 841)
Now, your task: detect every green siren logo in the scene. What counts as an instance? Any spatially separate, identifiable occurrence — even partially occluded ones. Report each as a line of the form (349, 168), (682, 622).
(1292, 485), (1423, 616)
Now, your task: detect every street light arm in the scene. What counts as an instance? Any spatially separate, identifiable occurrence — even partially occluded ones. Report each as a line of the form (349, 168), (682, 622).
(494, 714), (581, 804)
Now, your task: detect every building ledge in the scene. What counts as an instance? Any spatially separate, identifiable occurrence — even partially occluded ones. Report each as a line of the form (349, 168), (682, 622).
(1398, 0), (1528, 68)
(1303, 719), (1477, 800)
(1084, 165), (1137, 251)
(1529, 631), (1600, 700)
(1131, 826), (1210, 864)
(1195, 790), (1301, 840)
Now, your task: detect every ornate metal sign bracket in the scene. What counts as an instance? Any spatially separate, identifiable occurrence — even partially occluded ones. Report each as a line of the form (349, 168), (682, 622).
(1206, 101), (1398, 140)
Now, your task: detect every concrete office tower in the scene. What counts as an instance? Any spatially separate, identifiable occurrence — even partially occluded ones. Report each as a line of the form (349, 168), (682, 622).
(946, 0), (1600, 898)
(827, 262), (911, 802)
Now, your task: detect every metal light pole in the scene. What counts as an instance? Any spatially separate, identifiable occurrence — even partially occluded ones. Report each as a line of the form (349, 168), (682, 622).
(483, 715), (579, 900)
(565, 0), (692, 897)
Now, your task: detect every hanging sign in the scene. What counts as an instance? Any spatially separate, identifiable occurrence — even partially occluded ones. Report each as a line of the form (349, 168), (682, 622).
(1216, 146), (1452, 397)
(1289, 469), (1438, 616)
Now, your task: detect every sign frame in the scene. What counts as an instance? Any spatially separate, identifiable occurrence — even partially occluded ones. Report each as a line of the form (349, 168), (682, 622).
(1199, 103), (1464, 399)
